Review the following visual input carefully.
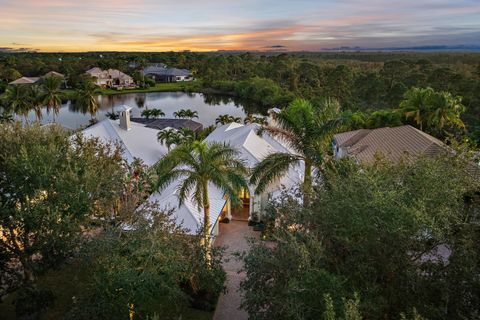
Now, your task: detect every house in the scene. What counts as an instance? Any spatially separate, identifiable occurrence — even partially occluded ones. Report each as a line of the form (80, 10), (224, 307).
(8, 76), (40, 85)
(333, 125), (446, 164)
(8, 71), (65, 86)
(79, 112), (303, 238)
(85, 67), (135, 89)
(142, 64), (193, 82)
(80, 106), (168, 166)
(147, 122), (304, 236)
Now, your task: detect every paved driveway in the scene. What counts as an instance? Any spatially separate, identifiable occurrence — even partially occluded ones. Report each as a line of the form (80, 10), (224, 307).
(213, 220), (259, 320)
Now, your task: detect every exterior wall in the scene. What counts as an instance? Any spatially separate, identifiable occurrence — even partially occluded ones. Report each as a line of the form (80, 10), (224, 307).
(332, 139), (348, 159)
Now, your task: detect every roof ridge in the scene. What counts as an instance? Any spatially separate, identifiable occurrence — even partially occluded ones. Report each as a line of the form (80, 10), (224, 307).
(104, 119), (135, 161)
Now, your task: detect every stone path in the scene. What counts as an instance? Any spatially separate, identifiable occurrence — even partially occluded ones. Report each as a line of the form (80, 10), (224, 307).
(213, 220), (258, 320)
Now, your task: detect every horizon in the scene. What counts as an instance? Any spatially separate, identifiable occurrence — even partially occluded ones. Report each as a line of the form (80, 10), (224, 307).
(0, 0), (479, 52)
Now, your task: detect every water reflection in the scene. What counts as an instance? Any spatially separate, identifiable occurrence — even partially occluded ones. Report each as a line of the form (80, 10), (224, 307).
(21, 92), (264, 130)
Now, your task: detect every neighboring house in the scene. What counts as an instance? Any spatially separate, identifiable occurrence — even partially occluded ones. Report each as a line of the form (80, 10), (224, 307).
(8, 76), (41, 85)
(333, 125), (446, 164)
(85, 67), (135, 89)
(142, 64), (193, 82)
(8, 71), (66, 87)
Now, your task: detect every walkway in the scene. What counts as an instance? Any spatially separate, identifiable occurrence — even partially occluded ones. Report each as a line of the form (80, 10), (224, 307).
(213, 220), (259, 320)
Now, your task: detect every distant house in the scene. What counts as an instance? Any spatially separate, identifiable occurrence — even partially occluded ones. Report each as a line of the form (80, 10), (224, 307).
(8, 71), (66, 86)
(9, 76), (41, 85)
(333, 125), (446, 164)
(142, 63), (193, 82)
(85, 67), (135, 89)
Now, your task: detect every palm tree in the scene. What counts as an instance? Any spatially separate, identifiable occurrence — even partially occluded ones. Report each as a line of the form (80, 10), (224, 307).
(244, 114), (267, 125)
(0, 112), (14, 124)
(182, 109), (198, 119)
(427, 91), (465, 132)
(398, 87), (435, 131)
(142, 108), (165, 119)
(105, 111), (119, 120)
(75, 80), (99, 122)
(155, 141), (248, 257)
(157, 128), (182, 151)
(40, 76), (63, 122)
(173, 110), (185, 118)
(3, 85), (32, 122)
(399, 87), (465, 134)
(215, 114), (241, 125)
(174, 109), (198, 119)
(29, 85), (44, 121)
(250, 98), (345, 205)
(151, 108), (165, 119)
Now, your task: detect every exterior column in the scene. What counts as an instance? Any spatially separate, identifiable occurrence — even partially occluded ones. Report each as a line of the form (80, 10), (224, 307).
(249, 196), (254, 221)
(226, 199), (232, 220)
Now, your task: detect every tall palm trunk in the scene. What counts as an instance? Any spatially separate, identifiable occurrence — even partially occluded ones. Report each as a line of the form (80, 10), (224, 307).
(202, 179), (211, 264)
(303, 158), (313, 207)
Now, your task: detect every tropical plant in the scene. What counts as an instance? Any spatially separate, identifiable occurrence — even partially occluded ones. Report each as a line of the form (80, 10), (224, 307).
(75, 80), (99, 122)
(250, 98), (345, 204)
(427, 90), (465, 132)
(0, 123), (125, 287)
(155, 141), (248, 256)
(243, 114), (267, 125)
(215, 114), (241, 125)
(241, 155), (479, 320)
(2, 85), (32, 122)
(29, 85), (44, 121)
(40, 76), (63, 122)
(399, 87), (465, 134)
(105, 111), (119, 120)
(157, 128), (182, 151)
(141, 108), (165, 119)
(174, 109), (198, 119)
(0, 111), (14, 123)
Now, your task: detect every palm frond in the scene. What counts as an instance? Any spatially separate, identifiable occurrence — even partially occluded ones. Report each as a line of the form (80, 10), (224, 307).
(250, 152), (301, 194)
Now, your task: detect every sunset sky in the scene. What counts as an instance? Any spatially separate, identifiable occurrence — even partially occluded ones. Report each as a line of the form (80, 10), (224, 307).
(0, 0), (479, 52)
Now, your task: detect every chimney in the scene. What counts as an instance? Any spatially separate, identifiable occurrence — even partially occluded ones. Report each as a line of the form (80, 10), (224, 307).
(119, 105), (132, 131)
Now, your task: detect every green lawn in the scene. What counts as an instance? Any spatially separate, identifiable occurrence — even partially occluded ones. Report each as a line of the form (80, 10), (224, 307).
(62, 81), (202, 100)
(0, 260), (213, 320)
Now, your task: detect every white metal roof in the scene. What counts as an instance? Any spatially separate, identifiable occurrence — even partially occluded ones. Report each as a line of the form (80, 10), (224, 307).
(205, 122), (304, 193)
(80, 118), (168, 166)
(147, 181), (226, 235)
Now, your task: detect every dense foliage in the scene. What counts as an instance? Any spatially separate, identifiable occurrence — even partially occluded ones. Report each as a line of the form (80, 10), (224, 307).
(1, 52), (478, 140)
(0, 123), (125, 288)
(66, 205), (226, 320)
(241, 155), (480, 320)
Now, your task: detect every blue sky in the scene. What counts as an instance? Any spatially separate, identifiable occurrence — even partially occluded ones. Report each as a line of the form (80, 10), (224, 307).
(0, 0), (479, 51)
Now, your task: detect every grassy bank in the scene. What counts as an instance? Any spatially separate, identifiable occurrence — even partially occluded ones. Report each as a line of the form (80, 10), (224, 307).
(61, 81), (203, 100)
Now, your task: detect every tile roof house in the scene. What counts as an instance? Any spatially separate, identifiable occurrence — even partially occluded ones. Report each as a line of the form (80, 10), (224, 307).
(8, 71), (65, 85)
(85, 67), (135, 89)
(333, 125), (446, 164)
(8, 76), (41, 85)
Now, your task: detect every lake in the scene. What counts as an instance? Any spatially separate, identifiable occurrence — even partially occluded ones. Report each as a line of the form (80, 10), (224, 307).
(23, 92), (263, 130)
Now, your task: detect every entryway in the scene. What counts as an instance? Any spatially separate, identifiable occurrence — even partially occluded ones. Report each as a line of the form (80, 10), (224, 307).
(231, 188), (250, 221)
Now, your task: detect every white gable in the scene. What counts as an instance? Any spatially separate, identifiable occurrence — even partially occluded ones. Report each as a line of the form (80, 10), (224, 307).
(80, 118), (168, 166)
